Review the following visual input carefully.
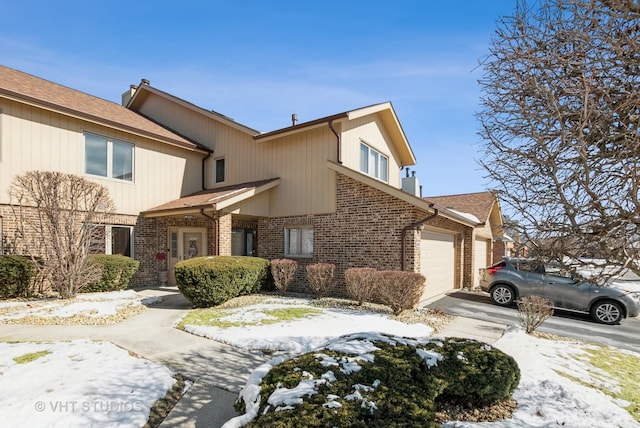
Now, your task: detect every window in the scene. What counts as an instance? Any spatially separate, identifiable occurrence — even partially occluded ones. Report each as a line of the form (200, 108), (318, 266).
(0, 109), (3, 162)
(92, 225), (133, 257)
(85, 133), (134, 181)
(215, 158), (226, 183)
(285, 226), (313, 258)
(359, 143), (388, 182)
(110, 226), (132, 257)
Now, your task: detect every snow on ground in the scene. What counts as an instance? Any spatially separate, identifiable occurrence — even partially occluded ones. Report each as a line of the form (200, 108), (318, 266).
(0, 339), (175, 428)
(442, 326), (639, 428)
(0, 290), (147, 321)
(198, 302), (639, 428)
(181, 303), (433, 353)
(1, 293), (638, 427)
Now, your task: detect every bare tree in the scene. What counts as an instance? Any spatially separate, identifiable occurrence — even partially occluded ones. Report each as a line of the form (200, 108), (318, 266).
(478, 0), (640, 280)
(9, 171), (115, 298)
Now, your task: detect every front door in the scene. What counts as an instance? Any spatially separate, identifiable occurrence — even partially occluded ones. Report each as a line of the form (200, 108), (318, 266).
(168, 227), (207, 285)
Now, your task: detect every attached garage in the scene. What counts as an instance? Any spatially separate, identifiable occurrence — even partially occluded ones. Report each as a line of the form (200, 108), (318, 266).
(473, 237), (490, 286)
(419, 229), (456, 304)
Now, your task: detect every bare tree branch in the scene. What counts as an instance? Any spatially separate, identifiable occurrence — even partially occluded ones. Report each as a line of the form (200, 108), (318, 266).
(8, 171), (115, 298)
(478, 0), (640, 280)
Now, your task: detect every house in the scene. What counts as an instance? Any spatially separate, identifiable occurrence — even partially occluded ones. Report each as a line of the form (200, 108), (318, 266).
(424, 192), (505, 287)
(0, 65), (502, 304)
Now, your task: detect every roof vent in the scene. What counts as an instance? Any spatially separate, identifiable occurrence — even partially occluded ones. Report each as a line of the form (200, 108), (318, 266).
(292, 113), (298, 126)
(141, 78), (150, 86)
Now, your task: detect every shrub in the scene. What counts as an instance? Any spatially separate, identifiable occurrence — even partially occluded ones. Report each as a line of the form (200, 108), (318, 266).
(306, 263), (335, 297)
(82, 254), (140, 293)
(270, 259), (298, 294)
(0, 255), (36, 299)
(375, 270), (425, 315)
(517, 295), (554, 334)
(428, 338), (521, 407)
(176, 256), (270, 307)
(344, 267), (377, 305)
(234, 333), (520, 427)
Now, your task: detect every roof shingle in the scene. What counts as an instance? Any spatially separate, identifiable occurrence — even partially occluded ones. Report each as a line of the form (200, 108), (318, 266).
(424, 192), (497, 224)
(0, 65), (198, 150)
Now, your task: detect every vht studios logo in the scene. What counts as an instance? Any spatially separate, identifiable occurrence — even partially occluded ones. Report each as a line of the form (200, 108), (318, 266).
(35, 400), (144, 413)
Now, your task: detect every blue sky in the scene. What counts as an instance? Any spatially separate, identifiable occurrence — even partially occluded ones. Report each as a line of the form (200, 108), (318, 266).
(1, 0), (515, 197)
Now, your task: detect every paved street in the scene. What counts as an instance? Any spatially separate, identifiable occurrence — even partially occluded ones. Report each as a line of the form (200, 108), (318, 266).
(429, 290), (640, 353)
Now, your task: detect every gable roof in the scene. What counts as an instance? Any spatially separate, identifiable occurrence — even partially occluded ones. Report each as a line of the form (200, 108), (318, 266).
(255, 102), (417, 167)
(423, 192), (497, 224)
(126, 81), (260, 135)
(141, 178), (280, 217)
(127, 81), (416, 168)
(329, 162), (478, 227)
(0, 65), (203, 152)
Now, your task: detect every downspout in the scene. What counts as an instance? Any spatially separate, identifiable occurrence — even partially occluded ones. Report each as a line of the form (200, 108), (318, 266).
(202, 152), (212, 190)
(401, 203), (438, 271)
(200, 209), (219, 256)
(328, 120), (342, 164)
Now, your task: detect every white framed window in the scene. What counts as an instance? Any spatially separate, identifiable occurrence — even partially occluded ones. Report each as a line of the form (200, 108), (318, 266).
(92, 225), (133, 257)
(285, 226), (313, 258)
(85, 133), (134, 182)
(360, 142), (388, 182)
(0, 109), (3, 163)
(215, 157), (226, 184)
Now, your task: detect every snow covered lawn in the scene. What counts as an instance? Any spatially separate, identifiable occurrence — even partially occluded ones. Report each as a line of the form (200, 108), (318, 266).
(0, 290), (157, 324)
(0, 339), (175, 428)
(177, 297), (639, 427)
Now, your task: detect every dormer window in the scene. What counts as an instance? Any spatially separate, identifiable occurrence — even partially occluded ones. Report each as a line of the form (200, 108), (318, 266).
(360, 142), (388, 182)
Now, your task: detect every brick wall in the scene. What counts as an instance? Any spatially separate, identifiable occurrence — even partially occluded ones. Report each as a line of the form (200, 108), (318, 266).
(259, 173), (430, 294)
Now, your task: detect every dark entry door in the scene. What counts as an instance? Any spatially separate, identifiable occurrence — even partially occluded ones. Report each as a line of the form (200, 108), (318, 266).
(232, 228), (256, 256)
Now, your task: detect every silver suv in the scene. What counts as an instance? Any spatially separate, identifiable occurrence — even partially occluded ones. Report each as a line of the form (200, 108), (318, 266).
(479, 257), (640, 324)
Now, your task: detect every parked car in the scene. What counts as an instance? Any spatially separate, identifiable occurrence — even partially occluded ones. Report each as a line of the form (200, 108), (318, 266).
(479, 257), (640, 324)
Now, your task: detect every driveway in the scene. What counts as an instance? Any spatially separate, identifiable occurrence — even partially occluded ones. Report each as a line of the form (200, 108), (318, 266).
(428, 290), (640, 354)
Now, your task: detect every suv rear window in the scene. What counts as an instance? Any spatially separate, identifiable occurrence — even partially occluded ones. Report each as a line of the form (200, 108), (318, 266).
(514, 261), (543, 273)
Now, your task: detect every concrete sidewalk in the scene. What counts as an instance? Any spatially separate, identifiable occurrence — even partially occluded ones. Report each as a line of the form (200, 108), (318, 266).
(0, 287), (266, 427)
(436, 316), (507, 344)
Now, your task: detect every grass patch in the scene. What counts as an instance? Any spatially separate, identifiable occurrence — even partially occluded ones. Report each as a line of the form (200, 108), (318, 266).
(557, 345), (640, 421)
(13, 350), (50, 364)
(177, 306), (323, 330)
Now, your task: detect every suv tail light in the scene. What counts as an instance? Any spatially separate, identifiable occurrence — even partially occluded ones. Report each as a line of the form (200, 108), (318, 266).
(487, 265), (504, 275)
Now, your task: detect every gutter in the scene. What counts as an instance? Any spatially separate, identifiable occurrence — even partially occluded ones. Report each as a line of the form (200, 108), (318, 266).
(328, 120), (342, 164)
(400, 204), (439, 271)
(200, 209), (219, 256)
(202, 152), (212, 190)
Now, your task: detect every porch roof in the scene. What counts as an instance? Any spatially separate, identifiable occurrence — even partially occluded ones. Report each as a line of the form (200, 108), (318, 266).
(141, 178), (280, 217)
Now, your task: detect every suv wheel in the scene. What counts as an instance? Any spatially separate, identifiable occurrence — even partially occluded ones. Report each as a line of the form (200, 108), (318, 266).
(491, 285), (515, 306)
(590, 301), (623, 325)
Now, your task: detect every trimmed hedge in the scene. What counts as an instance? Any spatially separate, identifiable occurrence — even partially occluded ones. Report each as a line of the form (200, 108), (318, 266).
(236, 334), (520, 427)
(83, 254), (140, 293)
(176, 256), (270, 307)
(0, 255), (37, 299)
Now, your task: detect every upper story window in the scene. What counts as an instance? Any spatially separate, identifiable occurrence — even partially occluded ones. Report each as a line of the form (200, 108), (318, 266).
(215, 157), (226, 184)
(85, 133), (134, 182)
(360, 142), (388, 182)
(0, 109), (3, 162)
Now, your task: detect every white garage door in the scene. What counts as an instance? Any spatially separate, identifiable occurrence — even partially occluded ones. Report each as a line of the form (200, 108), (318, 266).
(474, 238), (490, 287)
(419, 230), (455, 304)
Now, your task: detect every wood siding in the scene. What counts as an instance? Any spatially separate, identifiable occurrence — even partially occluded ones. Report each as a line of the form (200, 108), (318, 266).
(341, 115), (403, 188)
(135, 93), (337, 217)
(0, 99), (203, 215)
